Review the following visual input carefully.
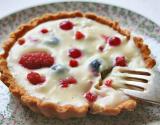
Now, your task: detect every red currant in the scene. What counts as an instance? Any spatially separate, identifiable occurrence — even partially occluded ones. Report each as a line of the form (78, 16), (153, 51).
(98, 45), (104, 52)
(68, 48), (82, 58)
(18, 38), (25, 45)
(59, 21), (74, 30)
(41, 28), (49, 34)
(108, 36), (121, 46)
(75, 31), (85, 40)
(69, 59), (79, 67)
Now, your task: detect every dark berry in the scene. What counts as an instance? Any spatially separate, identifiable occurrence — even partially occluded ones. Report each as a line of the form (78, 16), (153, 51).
(85, 92), (97, 102)
(115, 56), (127, 66)
(68, 48), (82, 58)
(90, 59), (101, 72)
(19, 51), (54, 69)
(59, 21), (73, 30)
(27, 72), (45, 85)
(105, 79), (112, 87)
(108, 36), (121, 46)
(46, 36), (59, 45)
(51, 36), (59, 44)
(69, 59), (79, 67)
(75, 31), (85, 40)
(51, 64), (68, 73)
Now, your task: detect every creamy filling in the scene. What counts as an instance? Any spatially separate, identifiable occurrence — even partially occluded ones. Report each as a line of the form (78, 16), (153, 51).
(7, 18), (146, 107)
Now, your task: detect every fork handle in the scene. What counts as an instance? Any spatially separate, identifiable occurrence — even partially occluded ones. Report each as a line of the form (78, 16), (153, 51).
(143, 99), (160, 106)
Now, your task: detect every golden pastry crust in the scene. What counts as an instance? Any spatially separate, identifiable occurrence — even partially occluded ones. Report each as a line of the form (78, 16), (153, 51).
(0, 11), (156, 119)
(133, 36), (156, 68)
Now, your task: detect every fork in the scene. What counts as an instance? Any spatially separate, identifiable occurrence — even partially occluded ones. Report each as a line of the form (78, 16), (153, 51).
(115, 67), (160, 105)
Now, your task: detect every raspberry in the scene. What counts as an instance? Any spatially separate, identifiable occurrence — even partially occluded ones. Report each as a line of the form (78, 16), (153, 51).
(60, 79), (69, 88)
(108, 36), (121, 46)
(27, 72), (45, 85)
(105, 79), (112, 87)
(75, 31), (85, 40)
(98, 45), (104, 52)
(66, 76), (77, 84)
(41, 28), (49, 34)
(69, 59), (79, 67)
(19, 51), (54, 69)
(18, 38), (25, 45)
(60, 76), (77, 88)
(115, 56), (127, 66)
(59, 21), (73, 30)
(68, 48), (82, 58)
(85, 92), (97, 102)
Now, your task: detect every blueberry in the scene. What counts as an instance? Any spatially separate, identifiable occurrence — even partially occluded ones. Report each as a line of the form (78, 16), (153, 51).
(52, 37), (59, 44)
(51, 64), (68, 74)
(90, 59), (102, 72)
(46, 36), (59, 45)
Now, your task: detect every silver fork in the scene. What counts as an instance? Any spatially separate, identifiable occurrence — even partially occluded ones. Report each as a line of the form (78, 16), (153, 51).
(116, 67), (160, 105)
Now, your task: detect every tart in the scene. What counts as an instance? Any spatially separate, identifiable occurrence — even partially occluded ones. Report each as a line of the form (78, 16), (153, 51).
(0, 11), (156, 119)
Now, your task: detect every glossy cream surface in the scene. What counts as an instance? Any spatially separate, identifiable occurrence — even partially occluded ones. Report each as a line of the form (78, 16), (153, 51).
(7, 18), (146, 107)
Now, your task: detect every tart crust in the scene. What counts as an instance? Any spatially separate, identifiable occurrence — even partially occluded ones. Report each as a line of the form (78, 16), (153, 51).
(0, 11), (156, 119)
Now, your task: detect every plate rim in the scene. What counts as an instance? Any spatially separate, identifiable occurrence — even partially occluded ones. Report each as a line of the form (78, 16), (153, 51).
(0, 0), (159, 27)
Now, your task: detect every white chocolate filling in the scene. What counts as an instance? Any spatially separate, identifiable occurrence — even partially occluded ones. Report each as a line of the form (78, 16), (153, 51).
(7, 18), (146, 107)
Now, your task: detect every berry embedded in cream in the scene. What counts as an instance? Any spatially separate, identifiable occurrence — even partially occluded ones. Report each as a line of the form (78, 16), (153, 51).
(7, 17), (147, 110)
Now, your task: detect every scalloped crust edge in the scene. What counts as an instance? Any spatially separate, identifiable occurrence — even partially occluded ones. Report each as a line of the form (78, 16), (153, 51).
(0, 11), (156, 119)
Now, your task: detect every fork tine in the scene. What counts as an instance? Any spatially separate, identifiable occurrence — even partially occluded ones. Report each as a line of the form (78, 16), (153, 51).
(121, 88), (144, 98)
(118, 72), (151, 80)
(124, 81), (147, 89)
(118, 67), (152, 73)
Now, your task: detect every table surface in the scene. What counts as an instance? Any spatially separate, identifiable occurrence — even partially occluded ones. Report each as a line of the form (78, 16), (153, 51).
(0, 0), (160, 26)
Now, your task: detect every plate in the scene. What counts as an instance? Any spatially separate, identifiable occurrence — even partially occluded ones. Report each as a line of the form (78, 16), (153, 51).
(0, 2), (160, 125)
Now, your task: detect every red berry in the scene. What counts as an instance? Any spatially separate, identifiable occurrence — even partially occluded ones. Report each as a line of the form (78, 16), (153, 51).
(27, 72), (45, 85)
(68, 48), (82, 58)
(69, 59), (79, 67)
(60, 79), (69, 88)
(75, 31), (85, 40)
(60, 76), (77, 88)
(85, 92), (97, 102)
(108, 36), (121, 46)
(59, 21), (73, 30)
(66, 76), (77, 84)
(41, 28), (49, 33)
(19, 51), (54, 69)
(102, 35), (109, 43)
(98, 45), (104, 52)
(105, 79), (112, 87)
(115, 56), (127, 66)
(18, 38), (25, 45)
